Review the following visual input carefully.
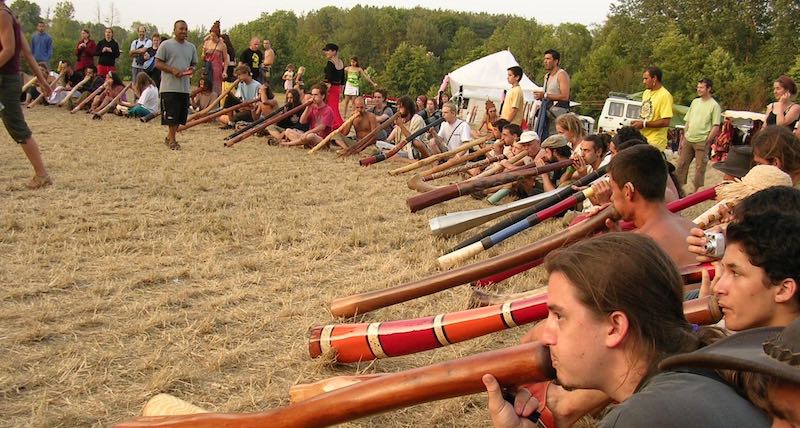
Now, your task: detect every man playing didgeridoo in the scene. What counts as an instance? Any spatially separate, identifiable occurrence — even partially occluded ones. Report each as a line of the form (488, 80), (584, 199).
(155, 20), (197, 150)
(282, 83), (334, 148)
(483, 233), (770, 428)
(333, 96), (377, 151)
(0, 0), (53, 188)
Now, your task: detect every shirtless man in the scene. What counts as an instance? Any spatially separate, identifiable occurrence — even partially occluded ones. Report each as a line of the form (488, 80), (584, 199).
(333, 96), (377, 150)
(605, 144), (696, 266)
(261, 39), (275, 84)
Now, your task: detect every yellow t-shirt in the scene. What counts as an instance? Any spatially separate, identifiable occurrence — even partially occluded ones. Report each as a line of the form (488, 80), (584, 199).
(640, 86), (673, 150)
(502, 85), (524, 125)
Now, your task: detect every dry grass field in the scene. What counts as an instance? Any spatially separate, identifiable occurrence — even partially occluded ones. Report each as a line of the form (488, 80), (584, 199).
(0, 103), (717, 427)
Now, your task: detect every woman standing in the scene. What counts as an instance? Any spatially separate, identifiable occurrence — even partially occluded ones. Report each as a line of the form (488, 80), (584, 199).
(322, 43), (345, 128)
(765, 75), (800, 130)
(342, 56), (376, 116)
(202, 21), (228, 95)
(74, 28), (95, 76)
(94, 28), (120, 77)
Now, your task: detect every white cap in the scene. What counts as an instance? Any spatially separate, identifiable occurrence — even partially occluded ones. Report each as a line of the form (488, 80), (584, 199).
(519, 130), (540, 144)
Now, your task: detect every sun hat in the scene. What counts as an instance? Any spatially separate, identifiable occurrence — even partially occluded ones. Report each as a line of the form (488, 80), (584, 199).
(659, 318), (800, 384)
(541, 134), (569, 149)
(712, 145), (753, 178)
(519, 131), (540, 144)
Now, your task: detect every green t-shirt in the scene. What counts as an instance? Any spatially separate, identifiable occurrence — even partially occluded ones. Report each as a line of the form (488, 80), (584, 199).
(640, 86), (673, 150)
(683, 97), (722, 144)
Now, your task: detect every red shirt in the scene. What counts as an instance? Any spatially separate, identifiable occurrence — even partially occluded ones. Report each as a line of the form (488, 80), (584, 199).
(75, 39), (96, 72)
(306, 103), (334, 138)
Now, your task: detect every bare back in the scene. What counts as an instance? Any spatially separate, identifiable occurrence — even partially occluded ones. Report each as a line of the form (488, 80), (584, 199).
(636, 212), (696, 267)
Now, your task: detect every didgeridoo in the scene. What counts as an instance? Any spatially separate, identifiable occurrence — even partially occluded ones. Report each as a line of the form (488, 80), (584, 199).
(341, 111), (401, 156)
(330, 205), (614, 318)
(449, 164), (609, 251)
(224, 100), (312, 147)
(71, 84), (105, 113)
(308, 111), (360, 154)
(56, 75), (91, 107)
(468, 151), (529, 181)
(140, 111), (161, 123)
(114, 342), (555, 428)
(438, 187), (595, 269)
(311, 295), (721, 363)
(407, 159), (573, 213)
(177, 98), (259, 131)
(389, 136), (493, 175)
(405, 149), (525, 194)
(360, 116), (446, 166)
(289, 374), (384, 403)
(423, 153), (506, 182)
(21, 75), (37, 92)
(27, 71), (64, 108)
(93, 83), (132, 117)
(186, 78), (241, 122)
(416, 142), (495, 177)
(225, 104), (287, 140)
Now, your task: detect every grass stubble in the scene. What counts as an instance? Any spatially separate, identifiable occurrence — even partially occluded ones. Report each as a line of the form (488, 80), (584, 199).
(0, 105), (717, 427)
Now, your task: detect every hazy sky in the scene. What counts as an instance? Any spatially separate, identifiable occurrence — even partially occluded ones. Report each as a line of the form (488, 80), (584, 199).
(37, 1), (617, 35)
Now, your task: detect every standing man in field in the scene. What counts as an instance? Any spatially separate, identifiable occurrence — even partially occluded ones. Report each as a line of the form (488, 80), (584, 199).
(155, 20), (197, 151)
(238, 36), (263, 83)
(0, 0), (53, 188)
(261, 39), (275, 86)
(129, 25), (152, 82)
(501, 65), (524, 126)
(631, 66), (674, 151)
(675, 78), (721, 193)
(30, 21), (51, 66)
(534, 49), (571, 135)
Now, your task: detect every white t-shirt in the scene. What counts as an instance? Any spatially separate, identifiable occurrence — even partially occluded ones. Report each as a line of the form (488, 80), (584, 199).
(437, 118), (472, 151)
(130, 38), (153, 69)
(138, 85), (160, 113)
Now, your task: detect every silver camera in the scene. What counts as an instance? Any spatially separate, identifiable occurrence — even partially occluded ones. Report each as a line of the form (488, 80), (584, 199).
(704, 231), (725, 258)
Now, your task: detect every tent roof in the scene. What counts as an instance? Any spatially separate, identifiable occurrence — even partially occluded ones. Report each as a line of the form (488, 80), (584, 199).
(447, 50), (542, 102)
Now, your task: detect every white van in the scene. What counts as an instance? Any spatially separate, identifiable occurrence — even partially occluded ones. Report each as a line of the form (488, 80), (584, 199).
(596, 95), (642, 133)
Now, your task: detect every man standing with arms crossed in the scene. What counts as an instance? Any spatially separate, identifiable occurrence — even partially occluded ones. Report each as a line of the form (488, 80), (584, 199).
(675, 78), (721, 193)
(155, 20), (197, 151)
(501, 65), (524, 126)
(30, 21), (51, 66)
(129, 25), (151, 82)
(0, 0), (53, 188)
(631, 66), (673, 151)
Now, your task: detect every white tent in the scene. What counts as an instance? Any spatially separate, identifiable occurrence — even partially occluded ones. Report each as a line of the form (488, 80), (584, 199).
(445, 50), (542, 103)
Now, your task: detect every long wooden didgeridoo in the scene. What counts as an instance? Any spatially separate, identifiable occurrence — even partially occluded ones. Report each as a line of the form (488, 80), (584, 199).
(186, 78), (241, 122)
(423, 153), (506, 182)
(312, 295), (722, 363)
(405, 154), (536, 196)
(114, 342), (556, 428)
(341, 111), (401, 157)
(450, 164), (609, 252)
(224, 100), (312, 147)
(289, 374), (385, 403)
(360, 116), (447, 166)
(407, 159), (573, 213)
(177, 98), (259, 132)
(140, 111), (161, 123)
(468, 151), (529, 181)
(70, 84), (105, 113)
(330, 205), (614, 318)
(93, 83), (132, 118)
(429, 188), (563, 238)
(21, 75), (37, 92)
(56, 75), (91, 107)
(308, 111), (360, 154)
(438, 187), (596, 269)
(27, 71), (65, 108)
(415, 142), (494, 176)
(224, 104), (287, 140)
(389, 136), (491, 176)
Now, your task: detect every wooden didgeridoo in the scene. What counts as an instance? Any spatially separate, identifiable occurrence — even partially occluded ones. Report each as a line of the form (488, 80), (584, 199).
(330, 206), (614, 318)
(289, 374), (384, 403)
(423, 153), (506, 181)
(27, 71), (64, 108)
(21, 75), (37, 92)
(311, 295), (722, 363)
(225, 104), (287, 140)
(70, 84), (105, 113)
(407, 159), (573, 213)
(177, 98), (259, 131)
(450, 164), (609, 252)
(389, 136), (493, 176)
(56, 75), (91, 107)
(140, 112), (161, 123)
(186, 78), (241, 122)
(360, 116), (447, 166)
(224, 100), (312, 147)
(114, 342), (556, 428)
(415, 141), (494, 176)
(341, 111), (401, 156)
(405, 154), (532, 196)
(438, 187), (595, 269)
(308, 111), (359, 154)
(93, 84), (132, 118)
(468, 151), (529, 181)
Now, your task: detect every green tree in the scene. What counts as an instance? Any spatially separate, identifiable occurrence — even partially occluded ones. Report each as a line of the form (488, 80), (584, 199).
(10, 0), (41, 34)
(649, 24), (705, 104)
(380, 42), (437, 97)
(442, 27), (483, 70)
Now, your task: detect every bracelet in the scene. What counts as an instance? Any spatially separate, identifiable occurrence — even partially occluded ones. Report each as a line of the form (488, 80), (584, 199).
(643, 120), (647, 128)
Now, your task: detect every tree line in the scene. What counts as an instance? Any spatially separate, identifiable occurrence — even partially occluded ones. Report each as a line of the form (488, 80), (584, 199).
(13, 0), (800, 115)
